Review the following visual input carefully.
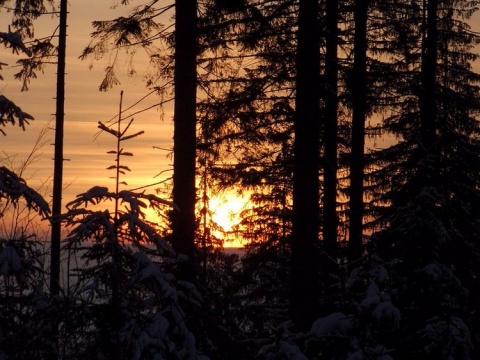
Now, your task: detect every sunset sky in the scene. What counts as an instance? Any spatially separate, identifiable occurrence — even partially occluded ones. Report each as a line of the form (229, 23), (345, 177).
(1, 1), (175, 210)
(2, 1), (480, 231)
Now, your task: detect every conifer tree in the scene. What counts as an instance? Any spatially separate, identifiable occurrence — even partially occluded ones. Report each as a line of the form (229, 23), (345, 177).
(1, 3), (71, 325)
(290, 0), (321, 331)
(50, 0), (67, 308)
(321, 0), (340, 312)
(0, 167), (52, 359)
(348, 0), (369, 261)
(1, 24), (53, 358)
(170, 0), (198, 283)
(364, 0), (480, 356)
(61, 93), (204, 359)
(79, 0), (200, 283)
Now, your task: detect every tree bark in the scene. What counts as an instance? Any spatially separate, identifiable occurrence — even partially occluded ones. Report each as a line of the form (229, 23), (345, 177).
(291, 0), (321, 331)
(323, 0), (339, 260)
(50, 0), (67, 300)
(171, 0), (198, 283)
(348, 0), (368, 261)
(420, 0), (437, 152)
(321, 0), (339, 312)
(50, 2), (67, 358)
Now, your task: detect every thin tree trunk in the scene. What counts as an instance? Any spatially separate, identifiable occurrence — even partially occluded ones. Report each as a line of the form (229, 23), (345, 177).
(348, 0), (368, 261)
(171, 0), (198, 283)
(50, 0), (67, 358)
(420, 0), (437, 152)
(323, 0), (339, 260)
(50, 0), (67, 299)
(407, 0), (437, 268)
(322, 0), (339, 311)
(291, 0), (321, 331)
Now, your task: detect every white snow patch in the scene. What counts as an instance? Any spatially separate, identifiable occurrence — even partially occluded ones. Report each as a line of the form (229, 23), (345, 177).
(308, 312), (352, 337)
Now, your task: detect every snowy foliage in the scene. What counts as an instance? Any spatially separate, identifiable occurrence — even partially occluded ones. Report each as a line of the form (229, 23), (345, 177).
(309, 312), (353, 338)
(0, 167), (52, 357)
(359, 281), (400, 327)
(0, 95), (34, 134)
(58, 112), (209, 359)
(421, 316), (471, 360)
(0, 166), (50, 217)
(62, 209), (206, 359)
(64, 187), (174, 256)
(0, 243), (24, 280)
(0, 34), (52, 356)
(419, 263), (468, 309)
(61, 184), (208, 359)
(259, 255), (396, 359)
(1, 26), (35, 134)
(0, 284), (56, 359)
(0, 28), (31, 56)
(0, 237), (54, 358)
(258, 340), (308, 360)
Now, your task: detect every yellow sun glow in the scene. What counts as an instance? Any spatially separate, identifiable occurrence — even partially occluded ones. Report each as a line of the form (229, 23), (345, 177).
(128, 190), (250, 248)
(209, 192), (249, 247)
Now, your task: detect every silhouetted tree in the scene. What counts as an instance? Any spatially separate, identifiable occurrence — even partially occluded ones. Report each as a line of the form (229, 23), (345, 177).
(170, 0), (198, 283)
(61, 101), (204, 359)
(348, 0), (369, 261)
(50, 0), (67, 308)
(197, 1), (298, 342)
(0, 167), (52, 359)
(365, 0), (480, 357)
(79, 1), (200, 283)
(1, 4), (70, 330)
(321, 0), (340, 311)
(290, 0), (321, 331)
(1, 24), (52, 358)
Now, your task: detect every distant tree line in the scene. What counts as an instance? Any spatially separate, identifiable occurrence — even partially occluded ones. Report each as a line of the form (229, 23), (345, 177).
(2, 0), (480, 359)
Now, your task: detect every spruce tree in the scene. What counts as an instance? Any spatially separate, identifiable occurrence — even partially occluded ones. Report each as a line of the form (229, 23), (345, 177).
(170, 0), (198, 283)
(322, 0), (339, 267)
(348, 0), (369, 261)
(197, 0), (298, 338)
(79, 0), (200, 284)
(61, 95), (204, 359)
(290, 0), (321, 331)
(1, 23), (53, 358)
(365, 0), (480, 356)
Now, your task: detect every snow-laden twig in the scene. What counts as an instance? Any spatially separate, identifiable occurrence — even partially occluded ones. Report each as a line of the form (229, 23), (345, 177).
(0, 27), (31, 56)
(0, 166), (50, 217)
(0, 95), (34, 134)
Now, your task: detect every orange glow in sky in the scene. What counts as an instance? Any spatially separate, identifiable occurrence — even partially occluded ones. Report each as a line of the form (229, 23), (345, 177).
(1, 1), (258, 249)
(1, 1), (174, 207)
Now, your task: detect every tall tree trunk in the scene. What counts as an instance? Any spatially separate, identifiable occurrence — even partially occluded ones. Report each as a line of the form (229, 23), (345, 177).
(323, 0), (339, 261)
(50, 1), (67, 358)
(322, 0), (339, 312)
(407, 0), (437, 267)
(348, 0), (368, 261)
(291, 0), (321, 331)
(420, 0), (437, 152)
(171, 0), (198, 283)
(50, 0), (67, 299)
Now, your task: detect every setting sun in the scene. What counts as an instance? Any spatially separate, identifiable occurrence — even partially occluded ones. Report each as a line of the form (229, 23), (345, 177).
(210, 195), (244, 232)
(208, 192), (249, 247)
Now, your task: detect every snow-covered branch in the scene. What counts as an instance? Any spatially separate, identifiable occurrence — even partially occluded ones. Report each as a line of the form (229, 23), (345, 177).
(0, 27), (31, 56)
(0, 95), (34, 134)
